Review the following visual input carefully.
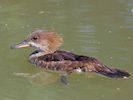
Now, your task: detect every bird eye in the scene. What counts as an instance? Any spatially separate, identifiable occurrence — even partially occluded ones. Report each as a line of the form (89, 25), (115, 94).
(33, 37), (38, 40)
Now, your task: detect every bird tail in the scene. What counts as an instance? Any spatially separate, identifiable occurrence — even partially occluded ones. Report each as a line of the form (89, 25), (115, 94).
(93, 65), (130, 78)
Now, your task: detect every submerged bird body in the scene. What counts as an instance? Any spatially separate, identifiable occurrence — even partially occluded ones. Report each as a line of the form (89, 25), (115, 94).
(11, 30), (130, 78)
(29, 50), (130, 78)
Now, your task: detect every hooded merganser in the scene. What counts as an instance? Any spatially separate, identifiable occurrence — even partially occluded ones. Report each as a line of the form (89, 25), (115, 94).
(11, 30), (130, 83)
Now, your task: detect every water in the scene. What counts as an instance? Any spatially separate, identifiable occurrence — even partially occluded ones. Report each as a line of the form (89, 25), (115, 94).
(0, 0), (133, 100)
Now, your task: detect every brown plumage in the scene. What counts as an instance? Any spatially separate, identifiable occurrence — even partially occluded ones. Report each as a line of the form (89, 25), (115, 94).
(11, 30), (130, 78)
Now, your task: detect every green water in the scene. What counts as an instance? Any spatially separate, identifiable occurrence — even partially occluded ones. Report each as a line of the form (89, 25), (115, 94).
(0, 0), (133, 100)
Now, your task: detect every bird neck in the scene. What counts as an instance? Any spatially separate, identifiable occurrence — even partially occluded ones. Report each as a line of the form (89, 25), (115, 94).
(29, 49), (55, 58)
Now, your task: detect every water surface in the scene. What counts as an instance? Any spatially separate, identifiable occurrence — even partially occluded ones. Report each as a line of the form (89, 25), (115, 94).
(0, 0), (133, 100)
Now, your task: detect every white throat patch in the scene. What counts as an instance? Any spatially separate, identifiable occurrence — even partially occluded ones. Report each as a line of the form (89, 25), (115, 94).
(29, 51), (45, 58)
(30, 42), (48, 51)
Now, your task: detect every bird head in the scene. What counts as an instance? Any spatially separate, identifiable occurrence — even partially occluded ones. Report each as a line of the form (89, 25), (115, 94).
(11, 30), (63, 53)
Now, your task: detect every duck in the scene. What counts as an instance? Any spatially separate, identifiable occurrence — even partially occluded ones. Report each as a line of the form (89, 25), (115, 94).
(11, 30), (130, 84)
